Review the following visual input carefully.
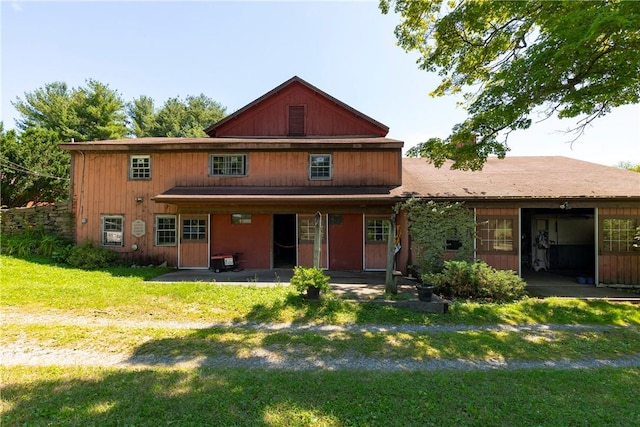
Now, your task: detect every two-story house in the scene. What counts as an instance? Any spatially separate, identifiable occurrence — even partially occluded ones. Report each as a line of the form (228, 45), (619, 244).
(60, 76), (403, 271)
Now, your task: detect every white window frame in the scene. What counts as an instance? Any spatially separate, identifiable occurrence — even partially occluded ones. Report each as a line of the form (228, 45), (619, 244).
(155, 215), (177, 246)
(182, 218), (207, 241)
(101, 215), (124, 247)
(366, 219), (390, 243)
(209, 154), (247, 176)
(129, 155), (151, 180)
(477, 218), (515, 252)
(602, 217), (638, 252)
(309, 154), (332, 180)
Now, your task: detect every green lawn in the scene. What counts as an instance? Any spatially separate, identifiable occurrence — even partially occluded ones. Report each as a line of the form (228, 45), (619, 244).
(3, 255), (639, 326)
(3, 366), (639, 426)
(2, 255), (640, 426)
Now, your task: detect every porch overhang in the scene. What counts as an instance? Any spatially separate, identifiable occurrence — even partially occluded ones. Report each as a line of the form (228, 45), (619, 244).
(153, 186), (400, 206)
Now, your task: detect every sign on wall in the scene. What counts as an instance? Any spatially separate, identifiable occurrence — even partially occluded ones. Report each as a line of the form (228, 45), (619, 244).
(132, 219), (146, 238)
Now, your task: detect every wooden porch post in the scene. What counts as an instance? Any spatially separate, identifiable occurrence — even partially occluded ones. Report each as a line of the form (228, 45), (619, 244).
(385, 214), (397, 294)
(313, 212), (322, 268)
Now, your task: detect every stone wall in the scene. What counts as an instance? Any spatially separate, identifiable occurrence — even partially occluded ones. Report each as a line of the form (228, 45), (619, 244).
(0, 203), (74, 240)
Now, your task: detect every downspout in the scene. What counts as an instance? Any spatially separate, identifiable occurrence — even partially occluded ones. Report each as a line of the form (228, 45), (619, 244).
(78, 151), (86, 234)
(473, 208), (477, 261)
(518, 207), (522, 278)
(177, 213), (181, 268)
(594, 208), (599, 286)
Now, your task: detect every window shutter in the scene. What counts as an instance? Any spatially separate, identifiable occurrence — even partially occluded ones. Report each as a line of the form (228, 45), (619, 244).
(288, 105), (305, 136)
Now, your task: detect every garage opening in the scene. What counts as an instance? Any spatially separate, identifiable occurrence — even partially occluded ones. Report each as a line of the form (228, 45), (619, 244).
(521, 208), (595, 278)
(273, 214), (297, 268)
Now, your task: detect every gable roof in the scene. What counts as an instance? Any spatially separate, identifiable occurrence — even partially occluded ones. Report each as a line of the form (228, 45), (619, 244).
(204, 76), (389, 136)
(394, 156), (640, 200)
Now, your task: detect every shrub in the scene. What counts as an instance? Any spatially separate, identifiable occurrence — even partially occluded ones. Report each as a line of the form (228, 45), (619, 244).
(423, 260), (526, 303)
(398, 199), (475, 274)
(66, 240), (120, 269)
(0, 228), (73, 260)
(1, 232), (38, 257)
(290, 266), (331, 295)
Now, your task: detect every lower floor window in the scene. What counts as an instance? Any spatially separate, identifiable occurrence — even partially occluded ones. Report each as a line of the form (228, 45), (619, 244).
(101, 215), (124, 247)
(298, 215), (326, 242)
(156, 215), (177, 246)
(366, 219), (390, 242)
(477, 218), (514, 252)
(602, 218), (638, 252)
(182, 219), (206, 241)
(299, 218), (315, 242)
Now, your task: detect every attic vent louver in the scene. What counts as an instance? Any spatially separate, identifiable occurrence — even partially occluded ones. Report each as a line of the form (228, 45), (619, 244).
(288, 105), (305, 136)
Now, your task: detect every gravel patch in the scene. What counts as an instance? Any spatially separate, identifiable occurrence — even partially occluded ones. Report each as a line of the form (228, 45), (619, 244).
(4, 342), (640, 371)
(3, 309), (639, 371)
(1, 309), (621, 333)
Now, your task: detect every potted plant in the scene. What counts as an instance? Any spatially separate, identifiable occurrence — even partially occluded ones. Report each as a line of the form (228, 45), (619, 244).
(290, 266), (331, 300)
(415, 283), (434, 302)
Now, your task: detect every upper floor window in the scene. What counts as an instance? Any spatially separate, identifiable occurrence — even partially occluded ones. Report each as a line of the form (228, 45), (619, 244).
(155, 215), (177, 246)
(288, 105), (305, 136)
(309, 154), (332, 180)
(477, 218), (515, 252)
(209, 154), (247, 176)
(101, 215), (124, 247)
(129, 155), (151, 180)
(602, 218), (638, 252)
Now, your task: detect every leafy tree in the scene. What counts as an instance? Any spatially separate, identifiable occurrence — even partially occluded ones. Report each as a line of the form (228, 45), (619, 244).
(128, 94), (226, 137)
(127, 95), (157, 138)
(71, 79), (128, 141)
(12, 82), (78, 142)
(615, 161), (640, 173)
(381, 0), (640, 170)
(12, 79), (128, 142)
(8, 80), (226, 205)
(1, 123), (70, 207)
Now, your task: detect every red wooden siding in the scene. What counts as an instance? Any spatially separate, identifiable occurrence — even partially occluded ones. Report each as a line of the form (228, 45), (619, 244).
(328, 214), (363, 270)
(598, 207), (640, 285)
(211, 214), (271, 269)
(69, 147), (400, 266)
(213, 81), (387, 137)
(71, 152), (180, 257)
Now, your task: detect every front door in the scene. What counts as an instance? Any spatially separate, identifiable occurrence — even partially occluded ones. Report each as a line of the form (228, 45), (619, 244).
(328, 214), (363, 270)
(179, 214), (209, 268)
(273, 214), (297, 268)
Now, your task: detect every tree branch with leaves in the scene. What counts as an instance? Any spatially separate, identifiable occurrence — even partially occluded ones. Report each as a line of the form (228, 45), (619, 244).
(381, 0), (640, 170)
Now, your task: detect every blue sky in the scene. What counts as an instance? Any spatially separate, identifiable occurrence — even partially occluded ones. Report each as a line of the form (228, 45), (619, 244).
(2, 0), (638, 166)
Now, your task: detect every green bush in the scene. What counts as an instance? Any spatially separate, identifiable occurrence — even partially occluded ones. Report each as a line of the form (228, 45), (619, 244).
(423, 260), (526, 303)
(66, 240), (120, 269)
(1, 228), (73, 260)
(290, 266), (331, 295)
(1, 232), (38, 257)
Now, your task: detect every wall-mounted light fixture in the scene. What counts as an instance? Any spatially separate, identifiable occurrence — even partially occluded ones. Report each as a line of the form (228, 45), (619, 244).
(135, 196), (144, 203)
(560, 202), (571, 210)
